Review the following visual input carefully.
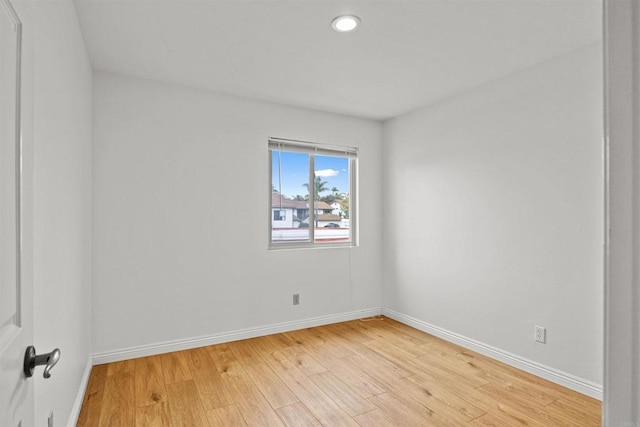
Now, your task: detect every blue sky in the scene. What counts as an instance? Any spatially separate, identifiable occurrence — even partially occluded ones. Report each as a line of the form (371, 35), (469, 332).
(272, 152), (349, 199)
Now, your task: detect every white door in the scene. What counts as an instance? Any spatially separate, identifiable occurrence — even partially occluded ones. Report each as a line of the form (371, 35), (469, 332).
(0, 1), (33, 426)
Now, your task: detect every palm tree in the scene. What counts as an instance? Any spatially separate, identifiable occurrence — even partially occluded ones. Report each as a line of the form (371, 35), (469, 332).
(303, 176), (329, 227)
(303, 176), (330, 200)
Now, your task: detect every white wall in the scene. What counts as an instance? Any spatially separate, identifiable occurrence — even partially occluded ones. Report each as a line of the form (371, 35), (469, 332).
(12, 1), (93, 425)
(92, 72), (383, 355)
(382, 44), (603, 385)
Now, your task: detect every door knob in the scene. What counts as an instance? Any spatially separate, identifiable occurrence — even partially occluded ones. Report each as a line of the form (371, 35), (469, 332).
(23, 346), (60, 378)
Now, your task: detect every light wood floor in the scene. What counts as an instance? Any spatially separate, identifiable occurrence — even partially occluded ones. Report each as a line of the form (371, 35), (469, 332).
(77, 316), (601, 426)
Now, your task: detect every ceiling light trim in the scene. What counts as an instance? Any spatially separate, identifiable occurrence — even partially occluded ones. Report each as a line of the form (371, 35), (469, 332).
(331, 15), (360, 33)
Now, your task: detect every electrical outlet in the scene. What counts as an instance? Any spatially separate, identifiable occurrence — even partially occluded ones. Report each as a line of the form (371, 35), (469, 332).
(534, 325), (546, 343)
(48, 411), (53, 427)
(293, 293), (300, 305)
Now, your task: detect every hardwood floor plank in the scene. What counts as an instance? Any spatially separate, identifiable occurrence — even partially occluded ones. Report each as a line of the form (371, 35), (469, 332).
(206, 404), (247, 426)
(415, 336), (467, 357)
(134, 356), (168, 407)
(192, 369), (235, 411)
(282, 328), (320, 347)
(373, 386), (470, 427)
(545, 391), (602, 416)
(246, 335), (289, 364)
(107, 359), (135, 376)
(211, 343), (285, 424)
(368, 392), (441, 426)
(297, 327), (357, 359)
(459, 350), (602, 422)
(457, 349), (593, 406)
(353, 409), (401, 427)
(223, 372), (286, 426)
(228, 337), (270, 365)
(278, 345), (328, 376)
(77, 364), (108, 426)
(389, 375), (485, 422)
(159, 351), (192, 384)
(483, 377), (557, 408)
(384, 318), (455, 349)
(184, 346), (218, 374)
(356, 318), (432, 350)
(207, 343), (246, 377)
(98, 371), (135, 427)
(334, 355), (394, 394)
(544, 399), (601, 427)
(269, 353), (358, 426)
(165, 380), (211, 426)
(469, 413), (520, 426)
(362, 338), (481, 392)
(135, 401), (171, 426)
(417, 350), (492, 389)
(476, 382), (568, 425)
(238, 361), (299, 409)
(276, 402), (322, 426)
(265, 330), (298, 349)
(345, 353), (407, 387)
(322, 321), (375, 344)
(183, 345), (236, 410)
(308, 371), (376, 417)
(337, 341), (412, 380)
(320, 355), (385, 399)
(458, 386), (548, 427)
(556, 395), (601, 417)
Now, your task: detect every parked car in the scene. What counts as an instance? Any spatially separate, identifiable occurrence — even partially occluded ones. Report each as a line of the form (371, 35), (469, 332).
(324, 223), (340, 228)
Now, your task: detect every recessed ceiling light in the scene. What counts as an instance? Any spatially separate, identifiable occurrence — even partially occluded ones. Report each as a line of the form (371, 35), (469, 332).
(331, 15), (360, 33)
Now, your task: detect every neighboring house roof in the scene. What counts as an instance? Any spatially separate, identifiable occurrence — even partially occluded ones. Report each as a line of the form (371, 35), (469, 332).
(271, 193), (334, 211)
(317, 214), (341, 221)
(272, 193), (308, 209)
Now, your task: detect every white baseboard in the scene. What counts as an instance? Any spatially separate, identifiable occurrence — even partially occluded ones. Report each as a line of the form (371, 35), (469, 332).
(67, 356), (93, 427)
(92, 307), (383, 365)
(383, 308), (603, 401)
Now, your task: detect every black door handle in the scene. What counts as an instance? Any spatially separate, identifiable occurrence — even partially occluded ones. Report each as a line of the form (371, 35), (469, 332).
(24, 346), (60, 378)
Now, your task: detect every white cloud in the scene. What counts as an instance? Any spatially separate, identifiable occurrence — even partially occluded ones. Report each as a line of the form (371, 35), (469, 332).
(315, 169), (339, 177)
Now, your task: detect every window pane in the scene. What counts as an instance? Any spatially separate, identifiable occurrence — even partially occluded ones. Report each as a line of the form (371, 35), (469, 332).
(313, 155), (350, 243)
(271, 151), (311, 243)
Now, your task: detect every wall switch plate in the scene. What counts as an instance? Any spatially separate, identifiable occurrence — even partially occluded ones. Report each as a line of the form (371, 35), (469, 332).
(293, 293), (300, 305)
(534, 325), (546, 343)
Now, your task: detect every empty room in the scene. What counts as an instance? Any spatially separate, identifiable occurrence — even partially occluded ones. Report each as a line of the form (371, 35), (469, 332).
(1, 0), (638, 426)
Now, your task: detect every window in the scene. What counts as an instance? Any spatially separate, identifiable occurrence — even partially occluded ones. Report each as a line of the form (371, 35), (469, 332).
(269, 137), (357, 248)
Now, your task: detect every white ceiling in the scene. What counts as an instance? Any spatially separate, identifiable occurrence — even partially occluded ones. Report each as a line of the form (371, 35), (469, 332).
(73, 0), (602, 121)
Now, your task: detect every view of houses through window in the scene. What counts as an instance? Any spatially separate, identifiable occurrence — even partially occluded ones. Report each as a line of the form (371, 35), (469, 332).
(269, 138), (356, 247)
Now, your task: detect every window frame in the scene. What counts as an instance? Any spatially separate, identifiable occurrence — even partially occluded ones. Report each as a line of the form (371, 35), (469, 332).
(268, 137), (358, 250)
